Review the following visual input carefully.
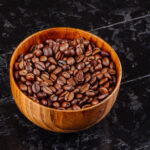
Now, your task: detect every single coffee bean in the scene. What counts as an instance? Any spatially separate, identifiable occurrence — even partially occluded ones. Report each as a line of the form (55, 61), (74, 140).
(57, 78), (65, 86)
(94, 54), (101, 60)
(75, 70), (84, 84)
(54, 83), (62, 90)
(104, 72), (112, 79)
(76, 62), (85, 70)
(102, 57), (110, 66)
(67, 57), (75, 65)
(40, 56), (47, 62)
(90, 66), (95, 73)
(35, 62), (45, 71)
(25, 62), (33, 72)
(80, 83), (90, 94)
(103, 82), (110, 88)
(41, 73), (49, 80)
(20, 76), (26, 82)
(71, 99), (79, 105)
(61, 101), (71, 108)
(14, 71), (20, 80)
(53, 67), (62, 74)
(58, 60), (66, 67)
(14, 62), (20, 70)
(99, 87), (108, 94)
(92, 48), (101, 55)
(79, 96), (88, 106)
(50, 73), (57, 82)
(26, 73), (34, 81)
(48, 65), (56, 72)
(76, 46), (83, 56)
(72, 104), (80, 110)
(62, 71), (70, 79)
(67, 92), (74, 101)
(99, 77), (108, 85)
(32, 83), (40, 93)
(91, 82), (98, 90)
(83, 67), (89, 73)
(95, 63), (102, 71)
(98, 93), (109, 100)
(76, 55), (84, 63)
(41, 99), (47, 106)
(52, 102), (60, 108)
(97, 72), (103, 80)
(24, 53), (33, 60)
(42, 86), (53, 95)
(19, 69), (27, 76)
(34, 49), (42, 57)
(50, 94), (58, 102)
(56, 89), (64, 95)
(48, 57), (57, 65)
(85, 73), (91, 82)
(32, 57), (39, 63)
(64, 49), (75, 56)
(90, 76), (97, 85)
(33, 69), (40, 76)
(101, 50), (109, 57)
(43, 46), (53, 56)
(86, 90), (95, 97)
(27, 86), (32, 95)
(91, 99), (99, 105)
(76, 94), (83, 99)
(108, 69), (116, 75)
(19, 60), (24, 70)
(67, 77), (76, 86)
(63, 85), (74, 91)
(55, 51), (62, 60)
(109, 61), (115, 69)
(37, 92), (47, 99)
(85, 49), (92, 56)
(19, 83), (27, 92)
(60, 42), (69, 52)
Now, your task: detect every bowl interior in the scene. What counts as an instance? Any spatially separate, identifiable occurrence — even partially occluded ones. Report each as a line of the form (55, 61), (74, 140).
(10, 27), (122, 111)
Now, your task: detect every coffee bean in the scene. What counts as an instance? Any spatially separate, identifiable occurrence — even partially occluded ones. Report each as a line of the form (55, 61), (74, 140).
(62, 71), (70, 79)
(91, 82), (98, 90)
(41, 73), (49, 80)
(67, 77), (76, 86)
(67, 92), (74, 101)
(14, 71), (20, 80)
(76, 62), (85, 70)
(86, 90), (95, 97)
(95, 63), (102, 71)
(27, 86), (32, 95)
(72, 104), (80, 110)
(55, 83), (61, 90)
(19, 83), (27, 92)
(61, 101), (70, 108)
(48, 65), (56, 72)
(56, 89), (64, 95)
(55, 51), (62, 60)
(58, 60), (66, 67)
(90, 76), (97, 85)
(98, 93), (109, 100)
(85, 73), (91, 82)
(26, 73), (34, 81)
(53, 67), (62, 74)
(99, 87), (108, 94)
(80, 83), (90, 93)
(50, 94), (58, 102)
(83, 67), (89, 73)
(85, 49), (92, 56)
(26, 81), (32, 86)
(76, 46), (83, 56)
(64, 49), (75, 56)
(35, 62), (45, 71)
(63, 85), (74, 91)
(82, 104), (91, 108)
(40, 56), (47, 62)
(75, 70), (84, 84)
(76, 94), (83, 99)
(94, 54), (101, 60)
(43, 46), (53, 56)
(79, 96), (88, 106)
(42, 86), (53, 95)
(102, 57), (110, 66)
(60, 43), (69, 52)
(67, 57), (75, 65)
(50, 73), (57, 82)
(52, 102), (60, 108)
(32, 83), (40, 93)
(24, 53), (33, 60)
(103, 82), (110, 88)
(34, 49), (42, 57)
(104, 72), (112, 79)
(32, 57), (39, 63)
(91, 99), (99, 105)
(14, 62), (20, 70)
(99, 78), (108, 85)
(92, 48), (101, 55)
(101, 51), (109, 57)
(97, 72), (103, 80)
(108, 69), (116, 75)
(37, 92), (47, 99)
(19, 69), (27, 76)
(41, 99), (47, 106)
(76, 55), (84, 63)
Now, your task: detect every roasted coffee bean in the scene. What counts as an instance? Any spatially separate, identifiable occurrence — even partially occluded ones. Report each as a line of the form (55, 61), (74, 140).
(19, 69), (27, 76)
(41, 99), (47, 106)
(91, 99), (99, 105)
(98, 93), (109, 100)
(42, 86), (53, 95)
(67, 57), (75, 65)
(52, 102), (60, 108)
(43, 46), (53, 56)
(14, 37), (117, 110)
(32, 83), (40, 93)
(26, 73), (34, 81)
(86, 90), (95, 97)
(34, 49), (42, 57)
(40, 56), (47, 62)
(76, 62), (85, 70)
(37, 92), (47, 99)
(99, 87), (108, 94)
(19, 83), (27, 92)
(60, 43), (69, 52)
(35, 62), (45, 71)
(72, 104), (80, 110)
(62, 71), (70, 79)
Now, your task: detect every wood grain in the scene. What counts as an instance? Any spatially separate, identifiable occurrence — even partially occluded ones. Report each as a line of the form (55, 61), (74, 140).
(9, 27), (122, 133)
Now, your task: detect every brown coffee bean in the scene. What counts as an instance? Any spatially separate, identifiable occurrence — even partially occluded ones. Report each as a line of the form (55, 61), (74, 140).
(102, 57), (110, 66)
(32, 57), (39, 63)
(43, 46), (53, 56)
(34, 49), (42, 57)
(64, 49), (75, 56)
(42, 86), (53, 95)
(67, 77), (76, 86)
(32, 69), (40, 76)
(14, 62), (20, 70)
(63, 85), (74, 91)
(91, 99), (99, 105)
(76, 62), (85, 70)
(91, 82), (98, 90)
(101, 50), (109, 57)
(19, 83), (27, 92)
(40, 56), (47, 62)
(14, 71), (20, 80)
(25, 62), (33, 72)
(71, 99), (79, 105)
(60, 42), (69, 52)
(56, 89), (63, 95)
(57, 78), (65, 86)
(76, 46), (83, 56)
(90, 66), (95, 73)
(104, 72), (112, 79)
(19, 69), (27, 76)
(85, 50), (92, 56)
(67, 92), (74, 101)
(24, 53), (33, 60)
(50, 73), (57, 82)
(41, 73), (49, 80)
(76, 94), (83, 99)
(98, 93), (109, 100)
(35, 62), (45, 71)
(75, 70), (84, 84)
(61, 101), (70, 108)
(53, 67), (62, 74)
(108, 69), (116, 75)
(99, 87), (108, 94)
(54, 83), (61, 90)
(94, 54), (101, 60)
(90, 76), (97, 85)
(58, 60), (66, 68)
(32, 83), (40, 93)
(82, 104), (91, 108)
(92, 48), (101, 55)
(86, 90), (95, 97)
(62, 71), (70, 79)
(37, 92), (47, 99)
(50, 94), (58, 102)
(41, 99), (47, 106)
(79, 96), (88, 106)
(95, 63), (102, 71)
(96, 73), (103, 80)
(27, 86), (32, 95)
(48, 65), (56, 72)
(25, 81), (32, 86)
(55, 51), (61, 60)
(104, 82), (110, 88)
(73, 88), (80, 93)
(26, 73), (34, 81)
(99, 78), (108, 85)
(67, 57), (75, 65)
(52, 102), (60, 108)
(48, 57), (57, 65)
(85, 73), (91, 82)
(80, 83), (90, 94)
(76, 55), (84, 63)
(72, 104), (80, 110)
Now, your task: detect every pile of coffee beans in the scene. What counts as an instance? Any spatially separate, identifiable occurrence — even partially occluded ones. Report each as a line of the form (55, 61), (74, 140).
(14, 37), (117, 110)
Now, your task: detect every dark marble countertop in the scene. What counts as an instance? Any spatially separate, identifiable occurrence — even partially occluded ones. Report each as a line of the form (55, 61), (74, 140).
(0, 0), (150, 150)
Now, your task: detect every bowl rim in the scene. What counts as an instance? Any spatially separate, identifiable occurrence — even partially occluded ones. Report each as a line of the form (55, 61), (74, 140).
(10, 27), (122, 112)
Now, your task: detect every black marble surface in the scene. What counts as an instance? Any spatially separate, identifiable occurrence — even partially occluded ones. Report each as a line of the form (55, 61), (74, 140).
(0, 0), (150, 149)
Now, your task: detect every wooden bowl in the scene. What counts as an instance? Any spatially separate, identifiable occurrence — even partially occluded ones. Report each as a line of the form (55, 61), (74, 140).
(10, 27), (122, 133)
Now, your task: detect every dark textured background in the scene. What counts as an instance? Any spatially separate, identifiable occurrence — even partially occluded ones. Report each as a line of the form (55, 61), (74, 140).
(0, 0), (150, 150)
